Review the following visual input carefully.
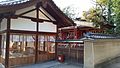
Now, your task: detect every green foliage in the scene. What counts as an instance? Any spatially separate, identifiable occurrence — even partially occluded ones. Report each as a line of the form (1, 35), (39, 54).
(112, 0), (120, 35)
(62, 6), (76, 19)
(83, 0), (120, 34)
(96, 0), (108, 6)
(83, 7), (106, 29)
(83, 0), (108, 22)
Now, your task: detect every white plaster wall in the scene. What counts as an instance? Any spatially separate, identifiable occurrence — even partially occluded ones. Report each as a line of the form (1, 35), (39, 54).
(84, 40), (94, 68)
(84, 39), (120, 68)
(0, 18), (7, 31)
(15, 5), (55, 21)
(15, 6), (35, 15)
(11, 18), (57, 32)
(39, 22), (57, 33)
(40, 7), (56, 21)
(11, 18), (36, 31)
(19, 10), (50, 20)
(15, 5), (49, 20)
(21, 8), (55, 21)
(13, 5), (56, 32)
(93, 39), (120, 65)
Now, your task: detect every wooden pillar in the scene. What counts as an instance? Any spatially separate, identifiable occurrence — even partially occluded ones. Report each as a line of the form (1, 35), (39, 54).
(43, 41), (45, 52)
(5, 18), (10, 68)
(35, 5), (39, 63)
(55, 26), (58, 59)
(75, 26), (78, 39)
(0, 35), (2, 55)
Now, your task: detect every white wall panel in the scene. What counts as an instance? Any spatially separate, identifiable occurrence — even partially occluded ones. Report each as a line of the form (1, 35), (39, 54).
(39, 22), (57, 33)
(11, 18), (57, 33)
(15, 6), (35, 15)
(11, 18), (36, 31)
(0, 18), (7, 31)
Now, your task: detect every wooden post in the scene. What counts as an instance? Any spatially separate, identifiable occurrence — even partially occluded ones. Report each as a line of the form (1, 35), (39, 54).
(5, 18), (10, 68)
(75, 27), (78, 39)
(35, 4), (39, 63)
(43, 41), (45, 52)
(55, 26), (58, 59)
(0, 35), (2, 55)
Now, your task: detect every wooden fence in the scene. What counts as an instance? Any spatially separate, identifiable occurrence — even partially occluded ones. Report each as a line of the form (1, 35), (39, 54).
(57, 43), (84, 64)
(0, 53), (55, 67)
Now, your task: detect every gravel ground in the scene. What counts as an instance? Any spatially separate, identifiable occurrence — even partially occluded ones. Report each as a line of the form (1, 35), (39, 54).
(16, 61), (83, 68)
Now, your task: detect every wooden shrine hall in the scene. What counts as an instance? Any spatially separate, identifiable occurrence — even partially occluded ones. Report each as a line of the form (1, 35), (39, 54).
(57, 24), (104, 64)
(0, 0), (75, 68)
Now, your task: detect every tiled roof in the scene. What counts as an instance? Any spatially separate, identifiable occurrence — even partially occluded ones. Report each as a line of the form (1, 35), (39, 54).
(0, 0), (75, 28)
(0, 0), (30, 6)
(56, 39), (83, 43)
(84, 32), (120, 39)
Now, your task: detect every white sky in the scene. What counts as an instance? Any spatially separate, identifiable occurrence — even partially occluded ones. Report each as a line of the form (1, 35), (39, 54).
(53, 0), (95, 17)
(0, 0), (95, 17)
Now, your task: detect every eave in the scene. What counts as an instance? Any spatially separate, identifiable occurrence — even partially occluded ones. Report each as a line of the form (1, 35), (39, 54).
(0, 0), (76, 28)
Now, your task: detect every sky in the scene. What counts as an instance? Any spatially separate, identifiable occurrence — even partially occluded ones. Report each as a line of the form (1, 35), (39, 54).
(53, 0), (95, 17)
(0, 0), (95, 17)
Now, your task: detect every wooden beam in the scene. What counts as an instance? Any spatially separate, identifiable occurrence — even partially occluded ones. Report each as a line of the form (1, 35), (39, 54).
(55, 26), (58, 59)
(15, 15), (54, 22)
(31, 18), (44, 22)
(42, 7), (67, 27)
(43, 41), (45, 52)
(10, 15), (18, 19)
(9, 30), (56, 35)
(19, 8), (36, 16)
(5, 18), (10, 68)
(0, 18), (3, 24)
(0, 30), (7, 34)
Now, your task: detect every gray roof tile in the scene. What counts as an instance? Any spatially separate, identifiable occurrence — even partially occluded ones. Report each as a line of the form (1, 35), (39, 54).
(84, 32), (120, 39)
(0, 0), (30, 6)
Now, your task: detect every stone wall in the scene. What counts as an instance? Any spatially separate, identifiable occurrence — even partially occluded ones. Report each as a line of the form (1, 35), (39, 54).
(84, 39), (120, 68)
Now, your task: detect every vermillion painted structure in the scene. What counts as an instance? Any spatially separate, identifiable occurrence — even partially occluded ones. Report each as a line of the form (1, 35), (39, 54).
(57, 21), (104, 64)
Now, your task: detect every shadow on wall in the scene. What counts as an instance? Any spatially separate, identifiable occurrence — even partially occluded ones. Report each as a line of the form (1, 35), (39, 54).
(95, 56), (120, 68)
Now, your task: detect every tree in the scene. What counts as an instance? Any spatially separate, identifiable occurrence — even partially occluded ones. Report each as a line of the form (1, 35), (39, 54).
(83, 0), (120, 35)
(62, 6), (77, 19)
(83, 8), (101, 27)
(83, 1), (108, 29)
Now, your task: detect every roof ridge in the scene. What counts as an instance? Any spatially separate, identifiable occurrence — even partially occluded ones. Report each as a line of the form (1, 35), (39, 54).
(84, 32), (120, 39)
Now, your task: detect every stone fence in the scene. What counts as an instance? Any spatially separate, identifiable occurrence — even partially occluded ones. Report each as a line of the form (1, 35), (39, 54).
(84, 39), (120, 68)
